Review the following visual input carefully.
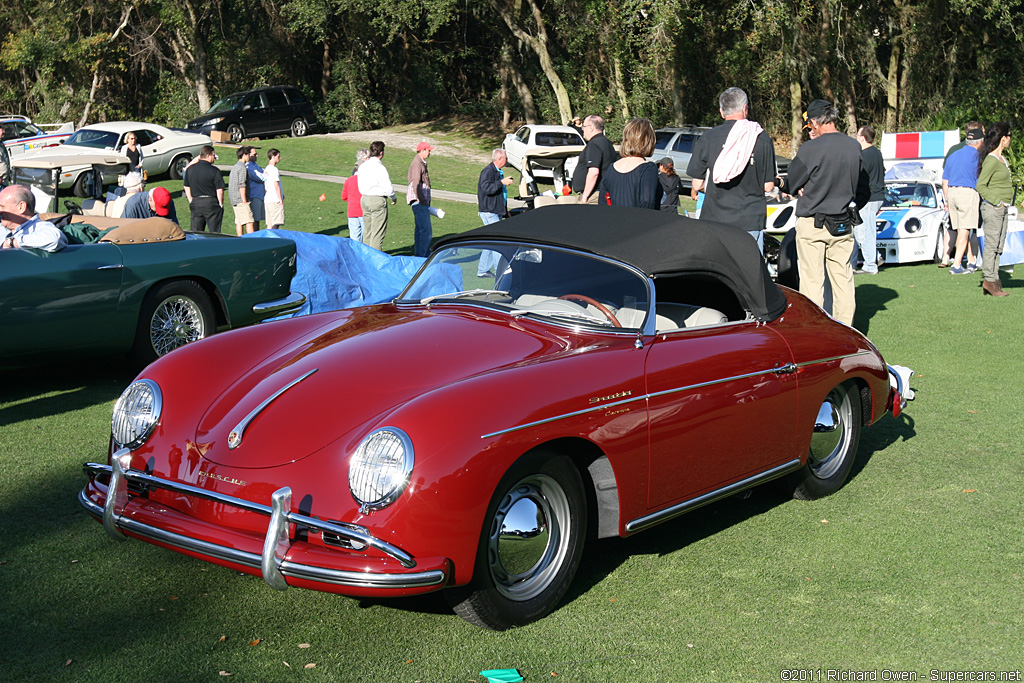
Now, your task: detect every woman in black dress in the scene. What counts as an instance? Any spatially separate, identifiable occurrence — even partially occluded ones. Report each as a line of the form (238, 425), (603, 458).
(599, 118), (662, 210)
(119, 132), (144, 175)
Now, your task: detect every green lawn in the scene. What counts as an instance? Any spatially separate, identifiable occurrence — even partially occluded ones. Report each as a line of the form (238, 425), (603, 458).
(3, 174), (1023, 681)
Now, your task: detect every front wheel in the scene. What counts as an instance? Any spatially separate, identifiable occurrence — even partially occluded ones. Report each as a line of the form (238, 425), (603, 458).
(72, 172), (92, 198)
(290, 118), (308, 137)
(445, 454), (586, 630)
(788, 383), (862, 500)
(227, 124), (244, 144)
(131, 280), (216, 366)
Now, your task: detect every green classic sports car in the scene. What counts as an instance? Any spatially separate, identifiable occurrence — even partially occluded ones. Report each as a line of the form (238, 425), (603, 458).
(1, 216), (304, 367)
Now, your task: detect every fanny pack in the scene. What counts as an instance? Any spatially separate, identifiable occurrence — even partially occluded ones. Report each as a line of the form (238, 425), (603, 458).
(814, 207), (862, 237)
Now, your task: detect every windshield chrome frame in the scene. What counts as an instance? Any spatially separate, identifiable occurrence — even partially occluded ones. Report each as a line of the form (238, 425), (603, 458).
(396, 241), (657, 337)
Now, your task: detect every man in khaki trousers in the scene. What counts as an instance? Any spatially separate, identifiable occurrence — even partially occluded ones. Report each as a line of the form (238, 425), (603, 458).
(782, 100), (869, 326)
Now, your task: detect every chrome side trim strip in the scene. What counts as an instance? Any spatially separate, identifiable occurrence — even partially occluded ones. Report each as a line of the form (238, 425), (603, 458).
(83, 462), (415, 568)
(481, 351), (872, 440)
(795, 350), (871, 368)
(252, 291), (306, 315)
(228, 368), (317, 449)
(80, 490), (445, 590)
(625, 458), (803, 533)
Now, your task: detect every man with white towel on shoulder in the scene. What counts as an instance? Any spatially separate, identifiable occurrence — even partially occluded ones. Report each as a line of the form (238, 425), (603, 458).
(686, 87), (779, 254)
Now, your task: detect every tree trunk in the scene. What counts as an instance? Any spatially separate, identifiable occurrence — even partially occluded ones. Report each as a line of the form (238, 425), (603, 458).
(612, 56), (631, 120)
(492, 0), (572, 123)
(885, 41), (900, 131)
(321, 41), (331, 99)
(790, 77), (802, 157)
(501, 38), (539, 124)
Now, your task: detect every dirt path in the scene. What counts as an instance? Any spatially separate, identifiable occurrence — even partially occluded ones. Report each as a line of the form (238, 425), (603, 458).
(321, 118), (505, 165)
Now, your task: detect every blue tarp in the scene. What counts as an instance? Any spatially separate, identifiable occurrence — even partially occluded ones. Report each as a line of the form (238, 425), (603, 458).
(243, 230), (459, 317)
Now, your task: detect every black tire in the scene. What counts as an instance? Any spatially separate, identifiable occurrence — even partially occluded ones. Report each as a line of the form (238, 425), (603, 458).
(290, 118), (308, 137)
(789, 383), (862, 500)
(227, 124), (244, 144)
(445, 453), (586, 630)
(131, 280), (216, 366)
(933, 220), (952, 263)
(169, 154), (191, 180)
(72, 172), (92, 198)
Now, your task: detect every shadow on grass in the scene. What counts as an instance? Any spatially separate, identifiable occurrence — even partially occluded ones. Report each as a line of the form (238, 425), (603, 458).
(0, 362), (134, 427)
(852, 283), (899, 336)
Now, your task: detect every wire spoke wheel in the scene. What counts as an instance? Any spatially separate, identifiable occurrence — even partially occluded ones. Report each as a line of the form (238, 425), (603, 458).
(150, 295), (207, 356)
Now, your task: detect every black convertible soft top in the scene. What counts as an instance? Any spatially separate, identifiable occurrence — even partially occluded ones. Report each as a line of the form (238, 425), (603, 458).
(435, 205), (788, 322)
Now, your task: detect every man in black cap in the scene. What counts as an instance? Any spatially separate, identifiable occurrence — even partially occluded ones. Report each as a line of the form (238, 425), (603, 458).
(783, 99), (869, 326)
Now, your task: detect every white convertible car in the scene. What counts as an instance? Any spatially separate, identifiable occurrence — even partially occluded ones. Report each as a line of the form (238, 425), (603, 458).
(21, 121), (211, 196)
(501, 124), (584, 195)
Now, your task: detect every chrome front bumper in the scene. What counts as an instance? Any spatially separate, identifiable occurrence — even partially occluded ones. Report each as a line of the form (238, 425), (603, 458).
(81, 453), (447, 592)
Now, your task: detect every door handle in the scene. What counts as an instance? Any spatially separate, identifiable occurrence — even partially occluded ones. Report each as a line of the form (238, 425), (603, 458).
(772, 363), (797, 375)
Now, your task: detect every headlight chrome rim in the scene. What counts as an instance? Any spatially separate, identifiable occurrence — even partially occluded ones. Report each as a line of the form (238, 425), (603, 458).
(349, 427), (414, 513)
(111, 379), (162, 450)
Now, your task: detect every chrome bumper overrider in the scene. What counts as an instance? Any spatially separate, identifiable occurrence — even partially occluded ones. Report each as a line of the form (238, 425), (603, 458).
(81, 454), (446, 592)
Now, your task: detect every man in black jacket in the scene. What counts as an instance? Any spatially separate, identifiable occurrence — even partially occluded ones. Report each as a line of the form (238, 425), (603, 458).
(784, 99), (869, 326)
(476, 149), (515, 277)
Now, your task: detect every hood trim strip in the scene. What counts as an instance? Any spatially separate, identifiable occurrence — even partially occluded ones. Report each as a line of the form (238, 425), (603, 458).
(228, 368), (318, 450)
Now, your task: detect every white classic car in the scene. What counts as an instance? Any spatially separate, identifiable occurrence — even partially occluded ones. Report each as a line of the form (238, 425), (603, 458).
(502, 124), (584, 195)
(21, 121), (211, 196)
(875, 177), (949, 265)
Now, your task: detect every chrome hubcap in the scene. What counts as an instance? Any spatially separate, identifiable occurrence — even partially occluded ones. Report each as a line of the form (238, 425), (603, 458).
(487, 474), (569, 601)
(809, 388), (851, 479)
(150, 296), (205, 356)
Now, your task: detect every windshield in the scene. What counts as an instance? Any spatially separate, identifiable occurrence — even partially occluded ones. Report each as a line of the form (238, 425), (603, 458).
(64, 129), (120, 150)
(205, 94), (246, 115)
(399, 243), (651, 330)
(534, 132), (583, 146)
(883, 182), (937, 208)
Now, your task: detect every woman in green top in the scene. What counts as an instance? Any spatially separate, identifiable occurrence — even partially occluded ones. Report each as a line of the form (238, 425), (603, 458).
(976, 122), (1013, 295)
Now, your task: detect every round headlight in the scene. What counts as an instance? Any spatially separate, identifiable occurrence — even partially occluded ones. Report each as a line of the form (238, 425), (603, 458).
(111, 379), (162, 450)
(349, 428), (414, 512)
(905, 218), (921, 233)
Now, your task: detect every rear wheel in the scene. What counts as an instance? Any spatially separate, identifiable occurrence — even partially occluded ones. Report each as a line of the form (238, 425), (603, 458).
(169, 154), (191, 180)
(131, 280), (215, 366)
(290, 118), (308, 137)
(788, 383), (862, 500)
(446, 453), (586, 630)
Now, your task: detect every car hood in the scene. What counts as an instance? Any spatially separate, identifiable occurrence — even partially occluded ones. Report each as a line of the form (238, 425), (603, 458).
(193, 306), (565, 469)
(188, 112), (233, 126)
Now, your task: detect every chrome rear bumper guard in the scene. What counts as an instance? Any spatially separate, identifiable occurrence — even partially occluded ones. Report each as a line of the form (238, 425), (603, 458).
(253, 291), (306, 317)
(886, 364), (915, 417)
(81, 454), (445, 592)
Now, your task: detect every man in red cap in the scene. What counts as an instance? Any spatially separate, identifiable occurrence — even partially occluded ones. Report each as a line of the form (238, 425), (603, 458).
(122, 185), (179, 224)
(407, 141), (444, 257)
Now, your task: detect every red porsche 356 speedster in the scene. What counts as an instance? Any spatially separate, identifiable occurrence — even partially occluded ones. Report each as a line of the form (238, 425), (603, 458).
(81, 206), (911, 630)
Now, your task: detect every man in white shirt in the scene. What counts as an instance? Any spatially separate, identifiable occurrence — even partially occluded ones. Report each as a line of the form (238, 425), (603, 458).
(0, 184), (67, 252)
(264, 148), (285, 229)
(356, 140), (396, 251)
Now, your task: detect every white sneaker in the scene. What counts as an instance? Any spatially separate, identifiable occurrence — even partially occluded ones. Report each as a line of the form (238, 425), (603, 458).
(436, 209), (446, 219)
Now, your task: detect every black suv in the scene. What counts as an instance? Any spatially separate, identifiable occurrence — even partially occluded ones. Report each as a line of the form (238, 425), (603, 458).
(187, 86), (317, 143)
